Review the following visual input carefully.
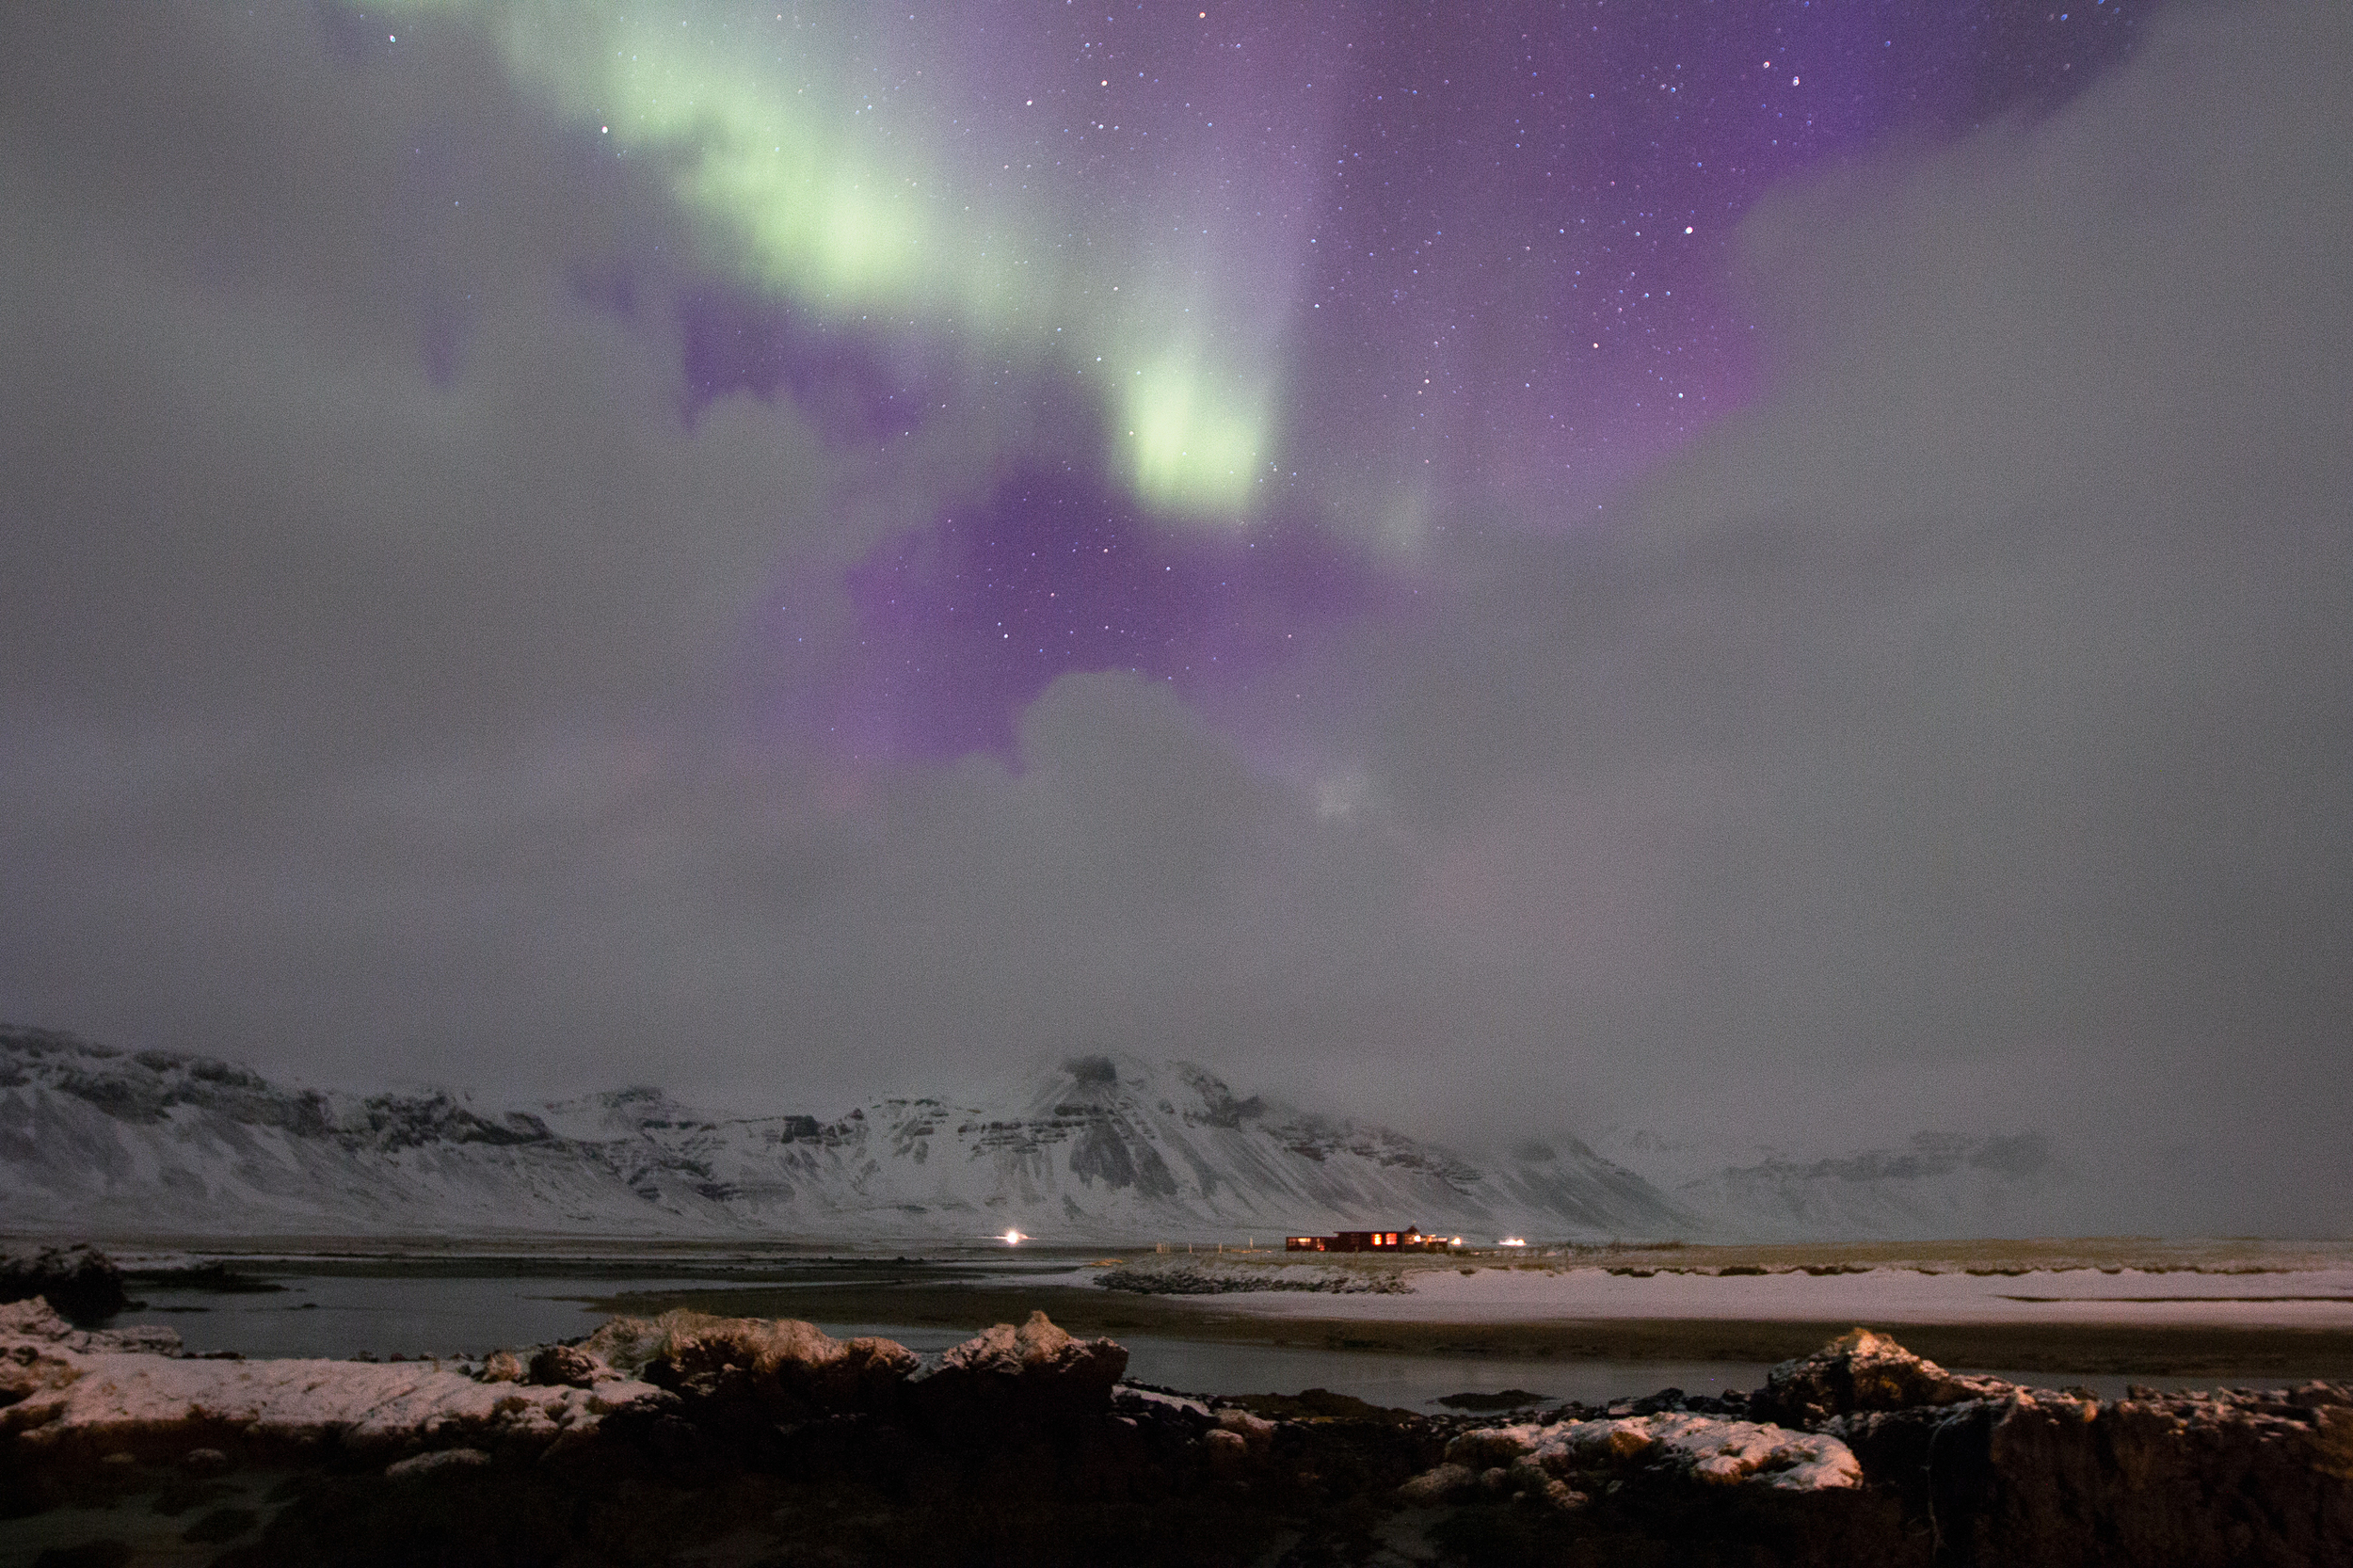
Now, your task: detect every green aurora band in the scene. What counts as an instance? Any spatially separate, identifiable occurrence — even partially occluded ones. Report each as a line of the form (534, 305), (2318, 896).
(382, 0), (1286, 516)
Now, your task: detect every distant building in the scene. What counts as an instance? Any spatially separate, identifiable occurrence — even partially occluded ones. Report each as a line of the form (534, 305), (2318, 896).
(1285, 1226), (1449, 1253)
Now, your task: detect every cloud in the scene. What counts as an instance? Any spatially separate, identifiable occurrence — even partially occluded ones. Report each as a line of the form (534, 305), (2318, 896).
(1311, 0), (2353, 1224)
(0, 2), (2345, 1233)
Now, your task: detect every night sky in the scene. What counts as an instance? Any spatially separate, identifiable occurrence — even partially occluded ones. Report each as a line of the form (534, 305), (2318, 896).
(4, 1), (2347, 1232)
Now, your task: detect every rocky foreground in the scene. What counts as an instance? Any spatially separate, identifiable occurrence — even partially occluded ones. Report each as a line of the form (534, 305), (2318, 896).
(2, 1300), (2348, 1567)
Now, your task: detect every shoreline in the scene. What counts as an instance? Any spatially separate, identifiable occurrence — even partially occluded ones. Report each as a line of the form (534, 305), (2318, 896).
(21, 1233), (2353, 1383)
(584, 1276), (2353, 1381)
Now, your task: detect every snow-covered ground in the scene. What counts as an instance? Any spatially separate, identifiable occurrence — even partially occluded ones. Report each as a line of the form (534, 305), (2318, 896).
(0, 1298), (667, 1459)
(1112, 1261), (2353, 1329)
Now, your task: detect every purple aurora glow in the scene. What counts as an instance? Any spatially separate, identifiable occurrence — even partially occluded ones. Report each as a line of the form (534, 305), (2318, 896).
(665, 1), (2146, 762)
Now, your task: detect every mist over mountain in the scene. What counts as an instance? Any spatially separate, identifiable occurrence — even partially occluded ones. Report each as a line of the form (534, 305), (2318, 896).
(1593, 1127), (2074, 1243)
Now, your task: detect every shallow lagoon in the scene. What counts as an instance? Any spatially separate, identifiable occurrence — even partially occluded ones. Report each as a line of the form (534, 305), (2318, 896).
(110, 1247), (2249, 1407)
(128, 1258), (1775, 1409)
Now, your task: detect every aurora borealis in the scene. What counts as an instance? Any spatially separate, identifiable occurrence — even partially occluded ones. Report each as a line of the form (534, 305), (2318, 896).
(399, 0), (2144, 762)
(3, 1), (2348, 1231)
(424, 0), (2142, 521)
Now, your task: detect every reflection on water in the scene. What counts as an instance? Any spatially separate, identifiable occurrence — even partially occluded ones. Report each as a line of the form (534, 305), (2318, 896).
(122, 1260), (2204, 1409)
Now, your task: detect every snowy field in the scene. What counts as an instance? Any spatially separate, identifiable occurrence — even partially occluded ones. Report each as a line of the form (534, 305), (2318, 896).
(1081, 1238), (2353, 1332)
(1160, 1262), (2353, 1329)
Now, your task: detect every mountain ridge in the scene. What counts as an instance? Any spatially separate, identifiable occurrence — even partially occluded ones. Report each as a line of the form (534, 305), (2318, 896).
(0, 1027), (1682, 1242)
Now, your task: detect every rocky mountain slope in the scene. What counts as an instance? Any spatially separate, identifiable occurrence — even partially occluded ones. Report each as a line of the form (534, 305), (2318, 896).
(0, 1026), (1680, 1242)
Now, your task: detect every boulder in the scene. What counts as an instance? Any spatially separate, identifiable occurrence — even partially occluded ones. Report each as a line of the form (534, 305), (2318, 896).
(0, 1296), (179, 1356)
(1214, 1406), (1275, 1453)
(1201, 1406), (1278, 1481)
(0, 1244), (127, 1325)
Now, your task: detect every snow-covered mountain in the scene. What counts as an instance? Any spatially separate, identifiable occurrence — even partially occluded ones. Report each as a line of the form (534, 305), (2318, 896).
(1593, 1126), (2073, 1241)
(0, 1026), (1681, 1243)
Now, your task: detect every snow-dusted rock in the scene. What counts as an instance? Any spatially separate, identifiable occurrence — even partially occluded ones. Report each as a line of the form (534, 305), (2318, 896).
(1724, 1329), (2353, 1564)
(1198, 1406), (1279, 1480)
(936, 1309), (1126, 1384)
(1215, 1407), (1276, 1448)
(1747, 1325), (2010, 1428)
(1546, 1413), (1861, 1490)
(0, 1297), (664, 1465)
(0, 1294), (179, 1355)
(915, 1309), (1129, 1420)
(583, 1308), (919, 1411)
(1403, 1409), (1860, 1509)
